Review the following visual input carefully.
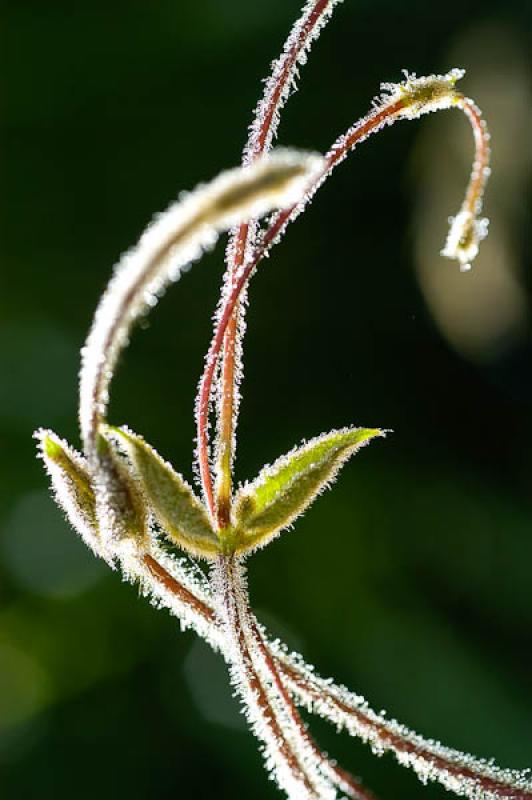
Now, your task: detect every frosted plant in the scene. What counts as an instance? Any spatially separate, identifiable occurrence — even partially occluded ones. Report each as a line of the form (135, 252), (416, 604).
(35, 1), (531, 798)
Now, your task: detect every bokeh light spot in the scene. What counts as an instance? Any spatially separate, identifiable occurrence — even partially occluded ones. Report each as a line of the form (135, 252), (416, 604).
(183, 639), (246, 731)
(0, 642), (50, 736)
(1, 490), (104, 598)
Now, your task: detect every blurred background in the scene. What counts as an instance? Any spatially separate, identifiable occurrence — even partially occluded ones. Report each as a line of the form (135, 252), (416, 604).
(1, 1), (531, 797)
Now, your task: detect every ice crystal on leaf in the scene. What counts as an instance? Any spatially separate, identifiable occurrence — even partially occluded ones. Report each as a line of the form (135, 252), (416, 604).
(36, 2), (531, 799)
(233, 427), (383, 554)
(103, 426), (219, 559)
(35, 429), (108, 562)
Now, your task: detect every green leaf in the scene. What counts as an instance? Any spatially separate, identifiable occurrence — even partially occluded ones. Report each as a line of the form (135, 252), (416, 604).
(105, 427), (219, 559)
(233, 426), (384, 554)
(35, 428), (104, 558)
(95, 434), (150, 551)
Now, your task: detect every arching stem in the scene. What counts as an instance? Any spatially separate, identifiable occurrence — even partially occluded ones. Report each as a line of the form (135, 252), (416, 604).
(197, 98), (405, 516)
(139, 549), (532, 800)
(213, 0), (346, 529)
(197, 79), (490, 522)
(212, 554), (374, 799)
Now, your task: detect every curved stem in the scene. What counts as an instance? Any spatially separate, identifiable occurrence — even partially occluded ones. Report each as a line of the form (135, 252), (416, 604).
(196, 98), (405, 510)
(133, 548), (531, 800)
(458, 96), (490, 218)
(75, 149), (321, 480)
(214, 0), (345, 528)
(143, 553), (216, 624)
(197, 82), (491, 509)
(277, 651), (532, 800)
(213, 555), (328, 799)
(248, 615), (376, 800)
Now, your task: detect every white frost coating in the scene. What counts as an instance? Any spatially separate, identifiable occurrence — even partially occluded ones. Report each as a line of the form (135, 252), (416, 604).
(234, 426), (384, 556)
(36, 427), (222, 645)
(218, 0), (345, 483)
(213, 284), (248, 481)
(213, 558), (352, 800)
(122, 544), (223, 652)
(241, 78), (411, 272)
(244, 0), (344, 164)
(270, 641), (532, 800)
(35, 428), (113, 566)
(229, 69), (469, 289)
(36, 2), (500, 787)
(79, 149), (325, 458)
(441, 97), (491, 272)
(239, 112), (388, 282)
(35, 427), (530, 800)
(381, 74), (491, 273)
(441, 210), (489, 272)
(380, 68), (466, 118)
(246, 68), (490, 285)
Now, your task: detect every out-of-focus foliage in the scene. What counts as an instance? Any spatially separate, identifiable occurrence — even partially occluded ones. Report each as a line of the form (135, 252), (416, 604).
(0, 1), (530, 798)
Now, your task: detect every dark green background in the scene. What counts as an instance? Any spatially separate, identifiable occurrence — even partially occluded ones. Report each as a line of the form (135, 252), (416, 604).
(1, 1), (531, 798)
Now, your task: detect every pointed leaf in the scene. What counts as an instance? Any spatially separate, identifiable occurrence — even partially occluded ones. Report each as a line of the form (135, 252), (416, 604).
(35, 428), (106, 559)
(233, 427), (384, 553)
(105, 427), (219, 559)
(94, 434), (150, 552)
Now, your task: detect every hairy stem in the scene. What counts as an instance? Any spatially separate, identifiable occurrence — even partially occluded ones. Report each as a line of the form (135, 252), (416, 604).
(214, 0), (345, 529)
(458, 96), (490, 218)
(75, 150), (322, 473)
(213, 555), (327, 799)
(278, 651), (532, 800)
(137, 548), (531, 800)
(196, 97), (405, 507)
(249, 615), (376, 800)
(143, 553), (216, 624)
(197, 81), (490, 506)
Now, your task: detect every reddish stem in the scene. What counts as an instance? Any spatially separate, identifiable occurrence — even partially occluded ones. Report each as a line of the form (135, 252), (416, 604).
(249, 0), (336, 160)
(220, 556), (321, 798)
(459, 96), (490, 216)
(213, 0), (341, 528)
(197, 99), (405, 517)
(144, 553), (374, 797)
(143, 554), (216, 621)
(249, 616), (376, 800)
(140, 551), (531, 800)
(281, 660), (532, 800)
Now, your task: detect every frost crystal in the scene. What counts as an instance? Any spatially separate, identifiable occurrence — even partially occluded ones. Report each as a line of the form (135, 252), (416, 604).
(212, 0), (345, 514)
(79, 149), (324, 458)
(213, 557), (368, 800)
(35, 429), (112, 566)
(244, 0), (345, 164)
(34, 2), (523, 800)
(441, 209), (489, 272)
(274, 644), (532, 800)
(233, 427), (383, 554)
(381, 68), (465, 118)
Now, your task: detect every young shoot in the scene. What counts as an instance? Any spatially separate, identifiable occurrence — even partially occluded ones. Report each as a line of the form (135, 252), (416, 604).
(37, 2), (530, 800)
